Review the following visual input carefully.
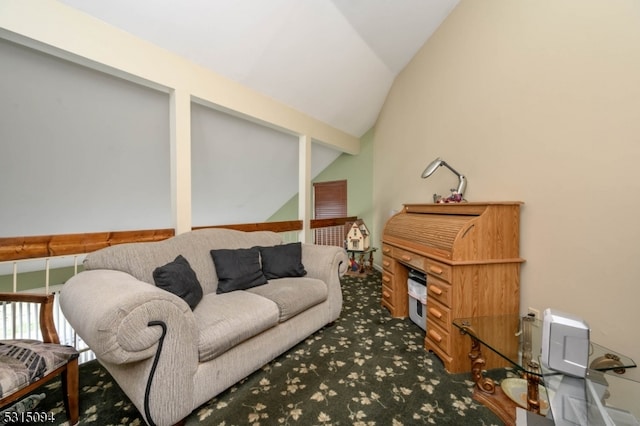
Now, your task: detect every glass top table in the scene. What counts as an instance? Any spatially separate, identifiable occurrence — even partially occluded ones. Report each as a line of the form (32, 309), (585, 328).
(452, 314), (637, 425)
(452, 315), (636, 377)
(542, 362), (640, 425)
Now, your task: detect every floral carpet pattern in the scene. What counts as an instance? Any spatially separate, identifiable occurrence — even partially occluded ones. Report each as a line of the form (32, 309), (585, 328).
(29, 271), (503, 425)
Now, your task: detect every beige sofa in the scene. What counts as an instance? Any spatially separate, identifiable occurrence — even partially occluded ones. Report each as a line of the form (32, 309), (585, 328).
(60, 228), (348, 426)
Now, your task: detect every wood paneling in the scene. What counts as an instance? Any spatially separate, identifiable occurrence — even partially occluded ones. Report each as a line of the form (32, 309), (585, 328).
(194, 220), (303, 233)
(0, 218), (357, 262)
(311, 216), (357, 228)
(0, 229), (174, 261)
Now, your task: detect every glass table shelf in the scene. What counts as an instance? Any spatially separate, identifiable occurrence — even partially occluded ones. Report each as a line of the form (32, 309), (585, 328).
(453, 315), (636, 376)
(542, 362), (640, 425)
(452, 314), (637, 425)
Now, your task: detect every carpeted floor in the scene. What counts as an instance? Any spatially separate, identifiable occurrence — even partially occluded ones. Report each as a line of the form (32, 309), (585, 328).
(25, 271), (504, 425)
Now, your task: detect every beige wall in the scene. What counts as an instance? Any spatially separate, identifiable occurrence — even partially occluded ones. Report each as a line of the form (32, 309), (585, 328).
(373, 0), (640, 377)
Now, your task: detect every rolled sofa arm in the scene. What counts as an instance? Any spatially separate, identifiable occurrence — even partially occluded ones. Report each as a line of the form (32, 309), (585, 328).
(61, 270), (200, 425)
(60, 270), (199, 365)
(301, 244), (349, 321)
(301, 244), (349, 282)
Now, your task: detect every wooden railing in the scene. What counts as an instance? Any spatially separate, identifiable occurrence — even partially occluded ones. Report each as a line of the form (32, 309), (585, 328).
(0, 217), (357, 262)
(0, 229), (175, 262)
(193, 217), (356, 234)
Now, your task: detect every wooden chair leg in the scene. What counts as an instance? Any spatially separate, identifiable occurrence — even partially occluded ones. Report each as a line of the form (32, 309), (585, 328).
(61, 358), (79, 425)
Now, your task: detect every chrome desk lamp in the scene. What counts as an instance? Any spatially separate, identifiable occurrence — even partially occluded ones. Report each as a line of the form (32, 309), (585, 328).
(421, 157), (467, 202)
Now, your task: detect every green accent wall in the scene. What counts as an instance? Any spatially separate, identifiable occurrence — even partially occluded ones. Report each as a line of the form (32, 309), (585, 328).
(269, 128), (374, 231)
(0, 266), (81, 292)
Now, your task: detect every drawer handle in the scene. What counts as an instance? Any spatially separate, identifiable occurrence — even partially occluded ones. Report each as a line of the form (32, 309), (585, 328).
(429, 308), (442, 319)
(383, 247), (391, 253)
(429, 265), (443, 275)
(401, 255), (412, 262)
(428, 285), (443, 295)
(383, 260), (390, 267)
(382, 276), (391, 283)
(382, 290), (391, 298)
(428, 329), (442, 342)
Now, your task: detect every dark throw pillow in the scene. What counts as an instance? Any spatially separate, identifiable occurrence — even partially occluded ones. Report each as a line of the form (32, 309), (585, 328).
(258, 242), (307, 279)
(210, 247), (268, 294)
(153, 255), (203, 310)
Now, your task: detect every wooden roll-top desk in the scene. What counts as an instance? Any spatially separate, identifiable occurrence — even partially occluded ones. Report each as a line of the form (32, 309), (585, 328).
(381, 202), (524, 373)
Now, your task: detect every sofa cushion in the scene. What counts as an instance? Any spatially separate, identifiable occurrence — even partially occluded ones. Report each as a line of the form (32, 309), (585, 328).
(247, 277), (328, 322)
(210, 247), (268, 294)
(257, 243), (306, 279)
(152, 255), (203, 310)
(194, 291), (279, 362)
(83, 228), (283, 295)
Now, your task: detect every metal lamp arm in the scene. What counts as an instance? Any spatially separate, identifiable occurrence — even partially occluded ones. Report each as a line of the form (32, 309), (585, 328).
(421, 157), (467, 197)
(455, 173), (467, 196)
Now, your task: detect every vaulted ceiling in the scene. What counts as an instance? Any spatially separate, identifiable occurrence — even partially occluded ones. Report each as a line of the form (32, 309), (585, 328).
(58, 0), (459, 137)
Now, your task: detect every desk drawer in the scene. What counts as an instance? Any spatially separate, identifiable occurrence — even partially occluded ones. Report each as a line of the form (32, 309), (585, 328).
(394, 247), (425, 271)
(426, 298), (451, 331)
(382, 255), (395, 271)
(427, 275), (452, 308)
(425, 258), (452, 282)
(381, 244), (393, 257)
(426, 319), (451, 355)
(381, 297), (394, 314)
(381, 272), (394, 308)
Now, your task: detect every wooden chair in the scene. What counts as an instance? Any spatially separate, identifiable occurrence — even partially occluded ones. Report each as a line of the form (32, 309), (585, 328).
(0, 293), (79, 425)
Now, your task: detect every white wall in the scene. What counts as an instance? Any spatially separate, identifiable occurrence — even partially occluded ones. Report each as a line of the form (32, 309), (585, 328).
(373, 0), (640, 380)
(191, 104), (299, 226)
(0, 37), (172, 236)
(0, 0), (359, 235)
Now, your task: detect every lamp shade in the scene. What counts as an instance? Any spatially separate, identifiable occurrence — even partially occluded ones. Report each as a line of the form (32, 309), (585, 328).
(421, 157), (444, 178)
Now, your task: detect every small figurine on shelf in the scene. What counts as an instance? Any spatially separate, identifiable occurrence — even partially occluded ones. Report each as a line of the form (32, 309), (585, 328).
(350, 257), (360, 272)
(434, 189), (466, 204)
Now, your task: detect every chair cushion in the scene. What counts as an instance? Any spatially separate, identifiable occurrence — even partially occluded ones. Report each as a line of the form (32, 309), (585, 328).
(0, 340), (79, 398)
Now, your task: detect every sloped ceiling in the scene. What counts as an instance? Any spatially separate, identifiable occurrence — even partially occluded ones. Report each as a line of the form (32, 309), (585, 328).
(57, 0), (459, 137)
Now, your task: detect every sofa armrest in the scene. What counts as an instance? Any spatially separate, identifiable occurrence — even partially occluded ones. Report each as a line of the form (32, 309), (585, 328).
(301, 244), (348, 320)
(60, 269), (199, 366)
(61, 269), (200, 425)
(301, 244), (348, 281)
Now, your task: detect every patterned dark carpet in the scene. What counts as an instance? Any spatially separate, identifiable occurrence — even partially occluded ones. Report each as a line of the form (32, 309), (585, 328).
(26, 271), (504, 425)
